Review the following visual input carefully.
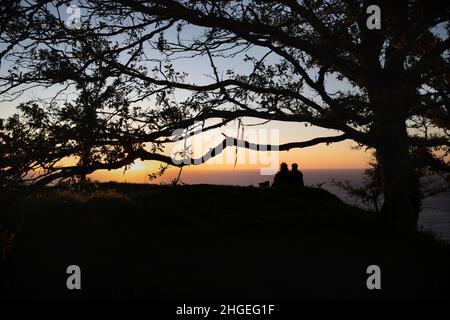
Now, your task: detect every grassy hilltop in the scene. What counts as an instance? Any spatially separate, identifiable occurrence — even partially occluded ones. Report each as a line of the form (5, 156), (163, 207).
(1, 183), (450, 299)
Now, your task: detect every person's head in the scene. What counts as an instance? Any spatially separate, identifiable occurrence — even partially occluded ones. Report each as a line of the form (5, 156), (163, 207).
(292, 163), (299, 171)
(280, 162), (288, 172)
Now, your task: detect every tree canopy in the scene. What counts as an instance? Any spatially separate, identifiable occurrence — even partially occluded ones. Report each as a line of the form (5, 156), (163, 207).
(1, 0), (449, 231)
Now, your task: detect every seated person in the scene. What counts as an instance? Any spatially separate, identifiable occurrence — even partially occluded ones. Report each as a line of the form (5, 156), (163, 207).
(289, 163), (304, 187)
(272, 162), (290, 187)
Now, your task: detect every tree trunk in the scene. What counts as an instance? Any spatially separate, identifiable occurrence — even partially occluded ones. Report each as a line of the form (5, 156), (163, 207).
(79, 147), (90, 184)
(374, 111), (421, 233)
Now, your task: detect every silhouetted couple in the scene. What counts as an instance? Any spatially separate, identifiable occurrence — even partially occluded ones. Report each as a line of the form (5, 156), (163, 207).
(272, 162), (304, 188)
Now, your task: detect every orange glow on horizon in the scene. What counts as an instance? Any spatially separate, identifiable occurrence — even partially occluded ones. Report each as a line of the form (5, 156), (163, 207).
(89, 140), (370, 184)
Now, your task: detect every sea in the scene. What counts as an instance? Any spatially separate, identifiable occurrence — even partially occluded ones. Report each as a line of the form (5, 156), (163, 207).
(161, 168), (450, 243)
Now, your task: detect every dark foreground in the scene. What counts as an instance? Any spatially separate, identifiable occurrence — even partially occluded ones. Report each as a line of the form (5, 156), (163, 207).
(1, 183), (450, 300)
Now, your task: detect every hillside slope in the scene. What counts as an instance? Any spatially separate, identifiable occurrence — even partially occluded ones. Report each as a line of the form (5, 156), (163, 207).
(1, 184), (450, 299)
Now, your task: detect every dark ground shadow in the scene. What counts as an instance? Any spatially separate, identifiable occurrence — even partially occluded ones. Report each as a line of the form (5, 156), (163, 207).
(1, 184), (450, 300)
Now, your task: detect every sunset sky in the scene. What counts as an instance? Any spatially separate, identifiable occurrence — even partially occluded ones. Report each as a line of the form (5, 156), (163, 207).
(0, 89), (370, 184)
(88, 118), (369, 184)
(0, 23), (371, 185)
(2, 10), (449, 186)
(89, 143), (368, 185)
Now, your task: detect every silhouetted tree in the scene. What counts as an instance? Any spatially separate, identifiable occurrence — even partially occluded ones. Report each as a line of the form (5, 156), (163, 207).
(333, 159), (383, 213)
(1, 0), (449, 232)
